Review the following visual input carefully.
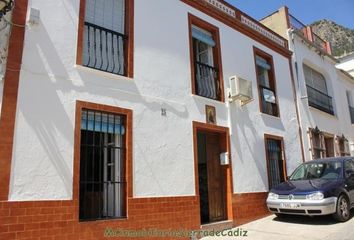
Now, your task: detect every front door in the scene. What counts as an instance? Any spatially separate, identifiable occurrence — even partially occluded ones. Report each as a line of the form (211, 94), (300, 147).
(198, 132), (226, 224)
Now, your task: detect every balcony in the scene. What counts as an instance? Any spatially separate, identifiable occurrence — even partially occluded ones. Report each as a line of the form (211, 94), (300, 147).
(349, 106), (354, 124)
(194, 61), (220, 100)
(82, 22), (127, 76)
(289, 14), (331, 55)
(306, 85), (334, 115)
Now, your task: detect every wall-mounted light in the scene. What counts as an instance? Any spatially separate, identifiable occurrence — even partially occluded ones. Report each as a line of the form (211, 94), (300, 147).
(0, 0), (14, 20)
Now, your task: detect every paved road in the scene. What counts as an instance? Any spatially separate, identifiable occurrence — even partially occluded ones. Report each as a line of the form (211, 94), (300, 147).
(202, 211), (354, 240)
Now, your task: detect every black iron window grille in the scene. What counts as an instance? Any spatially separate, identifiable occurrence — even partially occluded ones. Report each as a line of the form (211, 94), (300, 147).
(79, 109), (126, 221)
(306, 85), (334, 115)
(310, 128), (325, 159)
(82, 0), (127, 76)
(349, 106), (354, 124)
(266, 138), (285, 189)
(195, 61), (220, 100)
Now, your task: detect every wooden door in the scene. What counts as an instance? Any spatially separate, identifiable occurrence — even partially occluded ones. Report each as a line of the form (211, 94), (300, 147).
(206, 133), (226, 222)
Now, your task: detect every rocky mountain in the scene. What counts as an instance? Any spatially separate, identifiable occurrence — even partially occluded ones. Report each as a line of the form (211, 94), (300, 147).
(310, 19), (354, 57)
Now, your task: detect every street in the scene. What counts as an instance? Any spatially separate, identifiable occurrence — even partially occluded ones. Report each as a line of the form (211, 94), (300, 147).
(202, 211), (354, 240)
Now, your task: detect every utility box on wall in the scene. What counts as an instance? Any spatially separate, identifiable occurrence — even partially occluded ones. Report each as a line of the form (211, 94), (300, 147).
(220, 152), (229, 165)
(229, 76), (253, 104)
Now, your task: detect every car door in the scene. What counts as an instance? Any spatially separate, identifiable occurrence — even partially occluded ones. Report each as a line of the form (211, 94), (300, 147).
(344, 159), (354, 204)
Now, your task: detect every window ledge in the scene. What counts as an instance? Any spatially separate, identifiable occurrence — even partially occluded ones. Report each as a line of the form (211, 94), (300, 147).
(308, 106), (337, 119)
(75, 64), (133, 81)
(79, 217), (128, 224)
(191, 94), (225, 104)
(260, 112), (281, 120)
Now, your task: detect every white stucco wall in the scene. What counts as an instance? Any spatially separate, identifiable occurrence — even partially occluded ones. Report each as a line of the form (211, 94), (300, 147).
(288, 31), (354, 161)
(8, 0), (302, 200)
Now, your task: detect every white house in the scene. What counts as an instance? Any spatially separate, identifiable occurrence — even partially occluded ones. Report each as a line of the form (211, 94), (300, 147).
(262, 7), (354, 162)
(0, 0), (303, 239)
(337, 52), (354, 77)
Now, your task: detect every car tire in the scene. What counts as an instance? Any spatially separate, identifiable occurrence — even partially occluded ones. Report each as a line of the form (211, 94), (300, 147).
(333, 195), (350, 222)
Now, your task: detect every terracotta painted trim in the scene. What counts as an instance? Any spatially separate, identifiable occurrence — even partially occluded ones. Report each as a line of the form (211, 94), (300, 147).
(192, 121), (234, 222)
(264, 134), (288, 188)
(75, 0), (86, 66)
(125, 0), (134, 78)
(188, 13), (225, 102)
(76, 0), (134, 78)
(288, 59), (306, 163)
(0, 0), (28, 201)
(253, 46), (280, 118)
(181, 0), (292, 58)
(73, 101), (133, 219)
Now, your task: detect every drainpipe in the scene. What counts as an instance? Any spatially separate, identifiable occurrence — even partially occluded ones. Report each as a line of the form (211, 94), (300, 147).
(288, 28), (306, 163)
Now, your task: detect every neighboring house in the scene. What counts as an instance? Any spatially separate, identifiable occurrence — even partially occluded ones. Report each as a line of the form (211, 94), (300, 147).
(337, 52), (354, 77)
(0, 0), (304, 239)
(261, 7), (354, 162)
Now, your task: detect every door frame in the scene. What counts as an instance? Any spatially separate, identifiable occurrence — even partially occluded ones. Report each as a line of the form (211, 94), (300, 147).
(192, 121), (234, 225)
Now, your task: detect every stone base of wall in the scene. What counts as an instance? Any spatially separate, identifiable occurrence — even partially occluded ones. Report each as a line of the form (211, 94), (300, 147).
(0, 192), (270, 239)
(0, 196), (200, 240)
(232, 192), (270, 226)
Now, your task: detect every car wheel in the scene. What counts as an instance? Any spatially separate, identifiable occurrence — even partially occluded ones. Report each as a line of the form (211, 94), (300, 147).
(333, 195), (350, 222)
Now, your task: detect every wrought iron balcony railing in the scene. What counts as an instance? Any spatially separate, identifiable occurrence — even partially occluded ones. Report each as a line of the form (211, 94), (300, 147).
(306, 85), (334, 115)
(83, 22), (127, 76)
(289, 14), (330, 54)
(194, 61), (220, 100)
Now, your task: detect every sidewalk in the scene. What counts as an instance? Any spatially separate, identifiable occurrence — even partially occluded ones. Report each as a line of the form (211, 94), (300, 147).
(201, 212), (354, 240)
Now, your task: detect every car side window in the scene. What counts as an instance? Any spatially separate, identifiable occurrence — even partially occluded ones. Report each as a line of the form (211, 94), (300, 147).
(344, 160), (354, 178)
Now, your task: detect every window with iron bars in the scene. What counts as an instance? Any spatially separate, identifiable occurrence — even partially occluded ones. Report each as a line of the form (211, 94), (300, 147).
(82, 0), (127, 76)
(265, 137), (286, 189)
(79, 109), (126, 221)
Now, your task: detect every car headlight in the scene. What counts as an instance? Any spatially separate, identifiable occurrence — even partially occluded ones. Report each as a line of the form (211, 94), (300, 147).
(306, 192), (324, 200)
(268, 192), (279, 200)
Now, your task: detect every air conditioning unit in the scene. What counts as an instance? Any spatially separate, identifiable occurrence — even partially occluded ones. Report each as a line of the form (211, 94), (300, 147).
(229, 76), (253, 104)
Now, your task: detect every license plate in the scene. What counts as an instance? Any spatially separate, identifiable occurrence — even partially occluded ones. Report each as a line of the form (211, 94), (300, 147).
(280, 203), (301, 208)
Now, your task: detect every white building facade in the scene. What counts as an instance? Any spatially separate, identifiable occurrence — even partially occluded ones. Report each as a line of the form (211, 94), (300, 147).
(0, 0), (303, 238)
(337, 52), (354, 77)
(262, 7), (354, 163)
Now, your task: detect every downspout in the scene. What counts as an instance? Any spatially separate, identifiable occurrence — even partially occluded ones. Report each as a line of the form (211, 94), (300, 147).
(288, 28), (306, 163)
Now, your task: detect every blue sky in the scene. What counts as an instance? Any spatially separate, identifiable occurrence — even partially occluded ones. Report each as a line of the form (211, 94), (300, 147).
(226, 0), (354, 29)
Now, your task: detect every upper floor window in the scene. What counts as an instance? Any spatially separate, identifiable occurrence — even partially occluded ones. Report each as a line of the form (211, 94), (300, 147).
(254, 48), (279, 116)
(189, 14), (224, 101)
(77, 0), (134, 77)
(346, 91), (354, 124)
(303, 64), (333, 115)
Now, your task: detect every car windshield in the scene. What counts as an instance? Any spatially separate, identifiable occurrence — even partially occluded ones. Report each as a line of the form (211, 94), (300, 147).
(289, 161), (342, 180)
